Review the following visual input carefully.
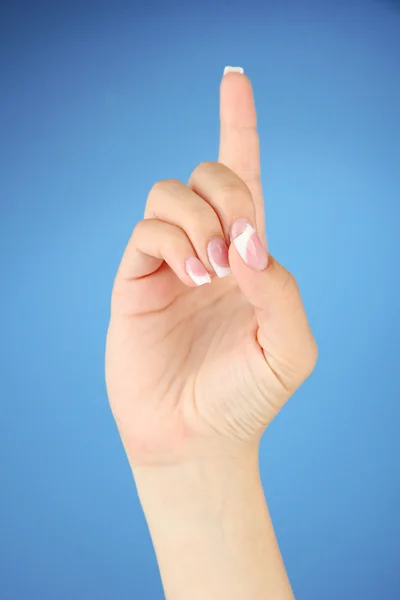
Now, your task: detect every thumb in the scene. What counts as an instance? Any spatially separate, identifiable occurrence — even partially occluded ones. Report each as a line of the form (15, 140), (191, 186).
(229, 220), (318, 394)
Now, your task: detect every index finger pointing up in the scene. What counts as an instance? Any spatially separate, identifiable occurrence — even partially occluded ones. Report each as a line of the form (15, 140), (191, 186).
(218, 68), (265, 240)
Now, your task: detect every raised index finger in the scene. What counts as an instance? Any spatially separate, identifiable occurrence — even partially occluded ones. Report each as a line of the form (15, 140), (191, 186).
(218, 68), (265, 239)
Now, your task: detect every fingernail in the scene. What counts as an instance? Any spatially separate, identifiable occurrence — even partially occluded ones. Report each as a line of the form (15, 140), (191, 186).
(223, 66), (244, 75)
(230, 218), (268, 271)
(207, 237), (231, 278)
(185, 257), (211, 286)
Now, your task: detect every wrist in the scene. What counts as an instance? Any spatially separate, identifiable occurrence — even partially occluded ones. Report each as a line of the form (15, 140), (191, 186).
(131, 445), (261, 521)
(131, 445), (293, 600)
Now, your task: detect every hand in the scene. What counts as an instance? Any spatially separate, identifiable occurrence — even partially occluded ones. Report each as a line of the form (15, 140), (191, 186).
(105, 71), (317, 468)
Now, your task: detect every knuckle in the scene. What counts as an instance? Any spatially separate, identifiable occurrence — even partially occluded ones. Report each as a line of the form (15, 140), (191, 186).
(187, 205), (217, 233)
(280, 269), (300, 300)
(146, 179), (181, 216)
(167, 225), (187, 250)
(154, 221), (187, 255)
(193, 160), (216, 175)
(217, 182), (252, 210)
(149, 178), (178, 197)
(188, 161), (215, 183)
(301, 339), (319, 378)
(161, 233), (177, 257)
(280, 339), (318, 393)
(131, 219), (145, 240)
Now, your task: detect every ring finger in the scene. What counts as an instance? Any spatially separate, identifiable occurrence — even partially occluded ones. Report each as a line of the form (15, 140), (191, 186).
(144, 178), (231, 277)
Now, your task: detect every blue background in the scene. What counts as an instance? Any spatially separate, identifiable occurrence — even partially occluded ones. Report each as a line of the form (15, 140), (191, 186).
(1, 0), (399, 598)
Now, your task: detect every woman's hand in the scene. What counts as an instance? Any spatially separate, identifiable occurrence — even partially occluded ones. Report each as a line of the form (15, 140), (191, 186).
(105, 69), (316, 599)
(105, 70), (317, 468)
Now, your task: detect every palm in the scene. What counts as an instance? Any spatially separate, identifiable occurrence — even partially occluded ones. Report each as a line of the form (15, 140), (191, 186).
(107, 264), (274, 459)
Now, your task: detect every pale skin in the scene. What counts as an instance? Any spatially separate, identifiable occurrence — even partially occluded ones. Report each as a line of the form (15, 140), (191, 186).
(106, 68), (318, 599)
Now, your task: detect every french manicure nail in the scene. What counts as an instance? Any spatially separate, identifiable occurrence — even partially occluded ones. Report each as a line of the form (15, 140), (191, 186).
(230, 218), (268, 271)
(185, 257), (211, 286)
(223, 66), (244, 75)
(207, 237), (231, 278)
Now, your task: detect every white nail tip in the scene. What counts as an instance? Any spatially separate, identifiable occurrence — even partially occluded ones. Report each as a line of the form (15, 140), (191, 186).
(192, 273), (211, 286)
(233, 224), (255, 262)
(187, 270), (211, 286)
(224, 66), (244, 75)
(213, 264), (232, 278)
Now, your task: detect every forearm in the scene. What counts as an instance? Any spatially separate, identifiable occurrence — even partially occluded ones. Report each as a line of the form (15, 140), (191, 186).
(132, 450), (293, 600)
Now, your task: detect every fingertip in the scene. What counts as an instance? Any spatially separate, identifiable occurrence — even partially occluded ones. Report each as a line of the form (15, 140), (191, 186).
(220, 68), (251, 91)
(185, 256), (212, 287)
(220, 69), (256, 127)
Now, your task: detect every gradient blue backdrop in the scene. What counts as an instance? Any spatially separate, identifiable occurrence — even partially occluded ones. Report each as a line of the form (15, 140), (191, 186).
(1, 0), (399, 598)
